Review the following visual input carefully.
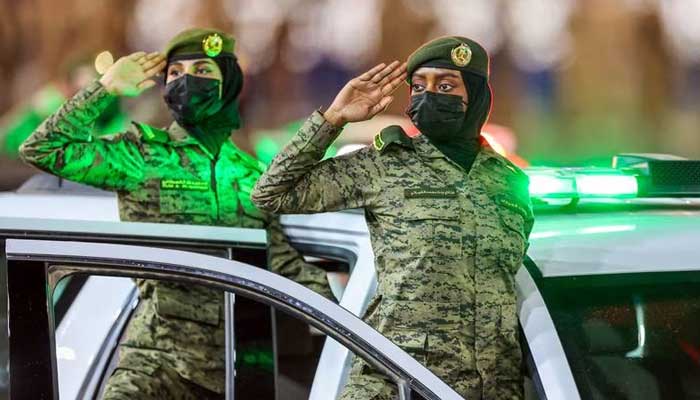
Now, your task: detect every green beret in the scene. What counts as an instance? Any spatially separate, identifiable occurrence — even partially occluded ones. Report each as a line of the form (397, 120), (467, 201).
(406, 36), (489, 82)
(164, 28), (235, 60)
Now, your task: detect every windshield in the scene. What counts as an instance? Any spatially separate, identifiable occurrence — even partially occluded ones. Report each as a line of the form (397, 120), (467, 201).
(542, 272), (700, 400)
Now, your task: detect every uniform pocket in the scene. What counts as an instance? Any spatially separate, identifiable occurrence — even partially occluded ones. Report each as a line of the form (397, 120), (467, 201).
(114, 347), (161, 376)
(378, 299), (466, 332)
(159, 188), (212, 215)
(342, 367), (395, 400)
(497, 302), (523, 379)
(498, 208), (526, 240)
(384, 329), (428, 365)
(153, 283), (221, 326)
(401, 201), (462, 258)
(498, 209), (527, 272)
(425, 331), (475, 380)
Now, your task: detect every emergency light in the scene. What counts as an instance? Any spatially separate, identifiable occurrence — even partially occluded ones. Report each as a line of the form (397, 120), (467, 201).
(525, 154), (700, 202)
(526, 168), (638, 200)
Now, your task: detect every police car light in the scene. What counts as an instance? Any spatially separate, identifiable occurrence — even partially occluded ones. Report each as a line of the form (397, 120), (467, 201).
(527, 169), (576, 198)
(576, 174), (638, 197)
(526, 168), (638, 200)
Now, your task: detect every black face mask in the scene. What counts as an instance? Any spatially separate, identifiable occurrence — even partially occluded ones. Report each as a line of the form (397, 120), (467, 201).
(406, 92), (467, 143)
(164, 75), (222, 126)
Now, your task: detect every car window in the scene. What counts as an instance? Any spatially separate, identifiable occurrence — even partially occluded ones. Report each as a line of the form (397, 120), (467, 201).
(541, 272), (700, 400)
(53, 275), (88, 325)
(51, 248), (353, 399)
(6, 236), (461, 399)
(54, 248), (359, 400)
(55, 275), (398, 400)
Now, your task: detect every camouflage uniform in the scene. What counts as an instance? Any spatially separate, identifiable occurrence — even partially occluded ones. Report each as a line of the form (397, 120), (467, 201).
(20, 81), (333, 398)
(252, 112), (534, 399)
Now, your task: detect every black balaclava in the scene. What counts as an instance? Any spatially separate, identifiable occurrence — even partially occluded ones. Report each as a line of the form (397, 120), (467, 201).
(164, 54), (243, 157)
(407, 64), (492, 172)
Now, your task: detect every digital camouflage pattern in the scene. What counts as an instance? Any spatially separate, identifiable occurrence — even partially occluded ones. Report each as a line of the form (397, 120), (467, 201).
(20, 81), (333, 397)
(252, 112), (534, 399)
(101, 341), (222, 400)
(0, 84), (126, 158)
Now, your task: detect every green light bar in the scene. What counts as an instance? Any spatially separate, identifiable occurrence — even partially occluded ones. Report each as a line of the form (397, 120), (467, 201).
(527, 170), (576, 198)
(525, 168), (639, 200)
(575, 174), (638, 197)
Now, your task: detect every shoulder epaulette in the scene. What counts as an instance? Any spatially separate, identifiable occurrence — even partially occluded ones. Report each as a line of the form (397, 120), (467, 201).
(133, 122), (170, 143)
(373, 125), (413, 154)
(504, 158), (527, 179)
(488, 148), (526, 179)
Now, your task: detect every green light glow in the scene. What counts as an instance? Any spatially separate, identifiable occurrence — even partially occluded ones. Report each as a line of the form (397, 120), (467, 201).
(529, 230), (562, 239)
(576, 174), (638, 197)
(528, 174), (575, 197)
(578, 224), (637, 234)
(526, 167), (639, 200)
(236, 347), (274, 371)
(254, 136), (281, 165)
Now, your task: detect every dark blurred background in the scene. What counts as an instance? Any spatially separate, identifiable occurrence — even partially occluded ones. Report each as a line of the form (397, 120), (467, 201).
(1, 0), (699, 189)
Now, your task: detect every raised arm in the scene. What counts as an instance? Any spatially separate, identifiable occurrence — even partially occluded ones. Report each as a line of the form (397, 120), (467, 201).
(19, 52), (166, 191)
(251, 61), (407, 214)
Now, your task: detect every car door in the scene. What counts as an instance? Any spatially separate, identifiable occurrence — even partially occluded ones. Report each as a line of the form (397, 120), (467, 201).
(516, 259), (580, 400)
(2, 237), (463, 400)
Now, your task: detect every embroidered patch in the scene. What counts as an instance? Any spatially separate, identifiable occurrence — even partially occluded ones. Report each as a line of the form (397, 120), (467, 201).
(405, 187), (458, 199)
(497, 195), (528, 218)
(161, 179), (210, 191)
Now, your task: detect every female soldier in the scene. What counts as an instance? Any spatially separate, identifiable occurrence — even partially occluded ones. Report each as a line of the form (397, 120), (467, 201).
(21, 28), (332, 399)
(252, 36), (534, 399)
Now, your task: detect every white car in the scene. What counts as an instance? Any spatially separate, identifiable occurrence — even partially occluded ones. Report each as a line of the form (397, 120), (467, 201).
(1, 153), (699, 399)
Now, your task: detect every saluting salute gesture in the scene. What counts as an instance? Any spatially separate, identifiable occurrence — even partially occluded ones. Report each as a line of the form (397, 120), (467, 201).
(323, 61), (407, 127)
(98, 51), (167, 97)
(251, 36), (535, 400)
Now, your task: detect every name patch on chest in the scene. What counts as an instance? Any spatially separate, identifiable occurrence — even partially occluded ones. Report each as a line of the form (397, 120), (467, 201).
(160, 179), (210, 191)
(404, 187), (458, 199)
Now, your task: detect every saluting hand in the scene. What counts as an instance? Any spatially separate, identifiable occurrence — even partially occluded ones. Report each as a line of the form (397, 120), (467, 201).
(324, 61), (407, 127)
(99, 52), (167, 97)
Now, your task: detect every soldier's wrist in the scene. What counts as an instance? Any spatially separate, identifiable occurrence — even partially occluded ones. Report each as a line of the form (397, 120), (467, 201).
(97, 77), (119, 96)
(322, 107), (346, 128)
(83, 80), (120, 113)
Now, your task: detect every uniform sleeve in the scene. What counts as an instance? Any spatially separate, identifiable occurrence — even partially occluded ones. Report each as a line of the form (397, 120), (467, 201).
(251, 111), (383, 214)
(522, 179), (535, 251)
(19, 80), (145, 191)
(524, 200), (534, 239)
(266, 215), (335, 301)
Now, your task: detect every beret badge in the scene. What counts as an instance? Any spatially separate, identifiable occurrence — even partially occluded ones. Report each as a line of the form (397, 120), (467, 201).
(451, 43), (472, 67)
(202, 33), (223, 57)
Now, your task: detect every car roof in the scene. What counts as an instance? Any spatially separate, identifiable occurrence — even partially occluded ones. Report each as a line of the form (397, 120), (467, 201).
(529, 207), (700, 277)
(1, 174), (118, 221)
(0, 192), (119, 220)
(4, 176), (700, 278)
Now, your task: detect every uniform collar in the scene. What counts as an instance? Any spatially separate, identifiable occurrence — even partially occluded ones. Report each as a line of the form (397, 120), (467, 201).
(412, 134), (509, 170)
(167, 121), (235, 159)
(411, 134), (445, 159)
(167, 121), (200, 146)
